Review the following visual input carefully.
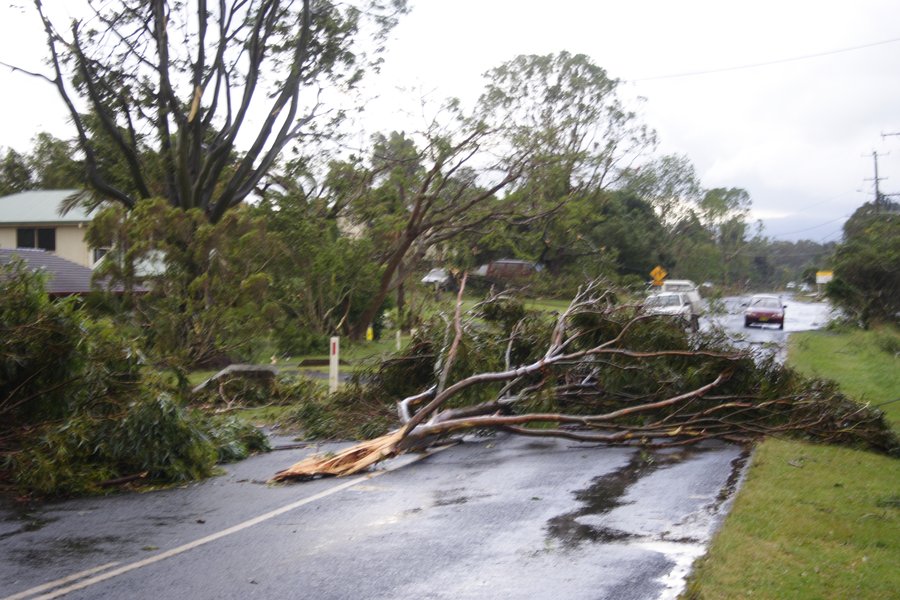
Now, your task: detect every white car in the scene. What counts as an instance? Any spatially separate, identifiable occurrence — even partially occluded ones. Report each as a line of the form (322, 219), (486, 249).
(645, 292), (700, 331)
(421, 268), (455, 290)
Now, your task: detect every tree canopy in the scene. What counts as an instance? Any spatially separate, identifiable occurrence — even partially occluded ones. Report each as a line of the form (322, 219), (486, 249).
(23, 0), (407, 221)
(827, 200), (900, 325)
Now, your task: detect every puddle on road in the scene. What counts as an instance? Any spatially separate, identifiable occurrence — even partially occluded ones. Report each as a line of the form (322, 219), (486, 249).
(545, 445), (751, 599)
(711, 450), (750, 512)
(16, 535), (125, 568)
(0, 501), (58, 541)
(432, 486), (495, 508)
(545, 449), (701, 548)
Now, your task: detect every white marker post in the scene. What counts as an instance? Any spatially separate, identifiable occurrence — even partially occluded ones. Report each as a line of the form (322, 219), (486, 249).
(329, 336), (340, 394)
(396, 330), (402, 351)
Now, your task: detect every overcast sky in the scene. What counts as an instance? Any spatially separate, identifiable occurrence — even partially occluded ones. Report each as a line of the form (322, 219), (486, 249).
(2, 0), (898, 242)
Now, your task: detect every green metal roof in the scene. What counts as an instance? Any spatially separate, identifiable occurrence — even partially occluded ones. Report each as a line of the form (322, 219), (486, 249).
(0, 189), (94, 224)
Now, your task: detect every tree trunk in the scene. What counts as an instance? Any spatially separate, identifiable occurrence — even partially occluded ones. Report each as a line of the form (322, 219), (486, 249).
(351, 235), (415, 340)
(396, 281), (405, 332)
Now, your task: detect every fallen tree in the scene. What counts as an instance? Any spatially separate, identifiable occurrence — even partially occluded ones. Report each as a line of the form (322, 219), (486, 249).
(272, 279), (898, 481)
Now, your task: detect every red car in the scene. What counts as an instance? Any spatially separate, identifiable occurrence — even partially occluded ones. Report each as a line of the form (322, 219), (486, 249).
(744, 294), (786, 329)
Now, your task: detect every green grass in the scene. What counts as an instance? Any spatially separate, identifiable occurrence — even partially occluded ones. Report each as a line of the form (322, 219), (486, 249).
(230, 404), (298, 428)
(274, 334), (410, 377)
(685, 439), (899, 599)
(788, 325), (900, 427)
(684, 324), (900, 599)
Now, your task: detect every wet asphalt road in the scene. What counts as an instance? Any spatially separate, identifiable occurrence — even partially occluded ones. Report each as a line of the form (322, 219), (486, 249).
(706, 294), (833, 362)
(1, 437), (747, 600)
(0, 294), (831, 600)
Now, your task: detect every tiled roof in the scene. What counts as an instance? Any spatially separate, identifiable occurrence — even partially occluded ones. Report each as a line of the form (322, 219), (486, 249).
(0, 189), (94, 224)
(0, 248), (127, 296)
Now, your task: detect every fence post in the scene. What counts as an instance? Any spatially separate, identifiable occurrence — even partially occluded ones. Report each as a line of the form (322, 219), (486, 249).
(329, 336), (340, 394)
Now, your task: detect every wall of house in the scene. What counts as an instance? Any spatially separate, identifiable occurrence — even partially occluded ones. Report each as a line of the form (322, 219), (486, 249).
(0, 228), (14, 250)
(0, 223), (93, 267)
(56, 225), (92, 267)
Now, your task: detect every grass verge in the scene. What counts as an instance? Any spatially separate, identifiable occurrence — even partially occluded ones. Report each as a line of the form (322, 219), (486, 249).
(788, 325), (900, 427)
(684, 325), (900, 599)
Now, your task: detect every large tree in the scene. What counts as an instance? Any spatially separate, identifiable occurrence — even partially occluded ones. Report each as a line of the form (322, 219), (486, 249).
(0, 133), (84, 195)
(330, 120), (526, 340)
(478, 52), (657, 200)
(828, 200), (900, 325)
(464, 52), (659, 279)
(16, 0), (406, 221)
(0, 149), (33, 196)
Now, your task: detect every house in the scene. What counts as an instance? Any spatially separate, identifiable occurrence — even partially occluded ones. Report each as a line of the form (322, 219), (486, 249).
(0, 248), (131, 296)
(0, 189), (104, 268)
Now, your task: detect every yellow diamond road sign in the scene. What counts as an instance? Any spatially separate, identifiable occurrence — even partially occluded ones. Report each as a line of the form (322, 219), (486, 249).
(650, 265), (667, 285)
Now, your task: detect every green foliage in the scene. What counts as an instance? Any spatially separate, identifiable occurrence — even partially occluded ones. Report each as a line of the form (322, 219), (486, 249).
(827, 202), (899, 326)
(1, 259), (143, 438)
(254, 194), (381, 345)
(8, 393), (218, 496)
(1, 260), (269, 497)
(89, 199), (281, 368)
(0, 148), (34, 195)
(26, 132), (84, 189)
(0, 133), (83, 195)
(7, 390), (273, 496)
(276, 376), (391, 440)
(192, 373), (276, 407)
(874, 328), (900, 356)
(477, 296), (527, 329)
(332, 284), (897, 455)
(32, 1), (408, 219)
(192, 372), (326, 410)
(203, 415), (271, 463)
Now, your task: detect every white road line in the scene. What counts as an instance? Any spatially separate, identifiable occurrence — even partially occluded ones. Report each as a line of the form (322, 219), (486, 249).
(29, 476), (374, 600)
(7, 445), (452, 600)
(2, 563), (121, 600)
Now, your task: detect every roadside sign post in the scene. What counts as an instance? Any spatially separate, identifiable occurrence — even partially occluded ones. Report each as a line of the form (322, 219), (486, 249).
(815, 270), (833, 296)
(329, 336), (340, 394)
(650, 265), (668, 287)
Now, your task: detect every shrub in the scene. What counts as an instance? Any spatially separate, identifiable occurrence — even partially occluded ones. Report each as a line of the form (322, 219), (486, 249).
(203, 415), (271, 463)
(1, 259), (270, 497)
(7, 393), (217, 496)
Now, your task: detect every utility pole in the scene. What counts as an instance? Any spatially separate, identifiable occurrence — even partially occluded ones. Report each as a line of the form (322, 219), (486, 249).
(876, 132), (900, 208)
(864, 150), (887, 212)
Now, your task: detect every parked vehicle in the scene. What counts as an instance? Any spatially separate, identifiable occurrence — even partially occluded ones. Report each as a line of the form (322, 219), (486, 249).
(421, 268), (455, 291)
(472, 259), (540, 281)
(644, 291), (700, 331)
(743, 294), (786, 329)
(650, 279), (704, 330)
(660, 279), (698, 293)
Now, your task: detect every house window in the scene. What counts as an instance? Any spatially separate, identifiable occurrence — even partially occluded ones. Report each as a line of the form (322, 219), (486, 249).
(93, 247), (111, 264)
(16, 227), (56, 251)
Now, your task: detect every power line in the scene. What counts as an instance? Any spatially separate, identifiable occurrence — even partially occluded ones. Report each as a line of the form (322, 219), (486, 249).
(766, 215), (850, 239)
(633, 36), (900, 82)
(818, 228), (845, 244)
